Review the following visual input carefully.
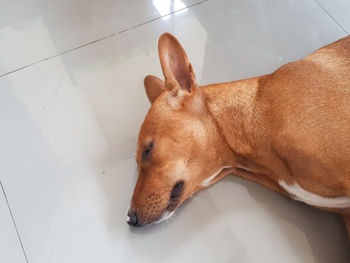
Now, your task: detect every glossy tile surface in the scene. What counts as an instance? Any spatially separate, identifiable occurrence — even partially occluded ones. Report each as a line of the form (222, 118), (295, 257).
(1, 0), (349, 262)
(0, 184), (26, 263)
(316, 0), (350, 34)
(0, 0), (203, 76)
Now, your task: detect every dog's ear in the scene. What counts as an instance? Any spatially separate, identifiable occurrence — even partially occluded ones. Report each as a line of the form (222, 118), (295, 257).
(158, 33), (196, 94)
(144, 75), (165, 104)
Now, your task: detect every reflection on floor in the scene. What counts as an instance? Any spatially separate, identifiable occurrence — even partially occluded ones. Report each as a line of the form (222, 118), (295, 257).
(0, 0), (349, 262)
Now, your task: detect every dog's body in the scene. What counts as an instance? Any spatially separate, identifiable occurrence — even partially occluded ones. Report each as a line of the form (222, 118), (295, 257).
(128, 33), (350, 239)
(202, 37), (350, 205)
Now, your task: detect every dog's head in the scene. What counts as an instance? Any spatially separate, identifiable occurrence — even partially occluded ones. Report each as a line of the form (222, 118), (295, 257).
(127, 33), (232, 227)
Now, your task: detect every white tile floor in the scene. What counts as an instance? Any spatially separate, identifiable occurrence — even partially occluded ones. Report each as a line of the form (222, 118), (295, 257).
(1, 0), (349, 262)
(0, 183), (27, 263)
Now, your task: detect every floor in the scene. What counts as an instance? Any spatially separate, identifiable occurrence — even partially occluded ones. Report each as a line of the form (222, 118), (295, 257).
(1, 0), (350, 262)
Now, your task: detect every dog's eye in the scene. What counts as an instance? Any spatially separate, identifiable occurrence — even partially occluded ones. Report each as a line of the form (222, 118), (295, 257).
(142, 141), (154, 161)
(170, 180), (184, 199)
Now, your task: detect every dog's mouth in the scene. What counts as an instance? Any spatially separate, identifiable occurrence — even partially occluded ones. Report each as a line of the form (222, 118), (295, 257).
(154, 208), (176, 224)
(147, 184), (183, 225)
(149, 199), (179, 225)
(127, 201), (179, 227)
(128, 181), (184, 227)
(152, 193), (184, 224)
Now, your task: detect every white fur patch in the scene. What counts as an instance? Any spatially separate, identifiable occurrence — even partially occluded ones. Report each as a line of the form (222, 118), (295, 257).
(155, 210), (175, 224)
(279, 180), (350, 209)
(154, 166), (233, 224)
(200, 166), (233, 187)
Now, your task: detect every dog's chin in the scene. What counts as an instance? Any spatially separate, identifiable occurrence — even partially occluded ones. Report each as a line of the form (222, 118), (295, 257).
(154, 209), (176, 224)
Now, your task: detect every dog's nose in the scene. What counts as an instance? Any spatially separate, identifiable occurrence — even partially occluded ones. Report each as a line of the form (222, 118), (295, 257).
(126, 210), (138, 227)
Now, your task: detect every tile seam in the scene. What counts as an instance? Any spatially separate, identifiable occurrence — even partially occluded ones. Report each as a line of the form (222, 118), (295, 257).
(0, 0), (209, 79)
(0, 181), (29, 263)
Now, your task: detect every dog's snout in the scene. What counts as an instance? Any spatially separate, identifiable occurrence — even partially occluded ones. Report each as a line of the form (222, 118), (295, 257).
(126, 210), (138, 227)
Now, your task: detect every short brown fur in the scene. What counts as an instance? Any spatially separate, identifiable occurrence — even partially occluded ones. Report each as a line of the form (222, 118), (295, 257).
(128, 33), (350, 240)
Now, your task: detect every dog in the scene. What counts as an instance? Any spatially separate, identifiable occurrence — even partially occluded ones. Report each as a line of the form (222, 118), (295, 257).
(126, 33), (350, 239)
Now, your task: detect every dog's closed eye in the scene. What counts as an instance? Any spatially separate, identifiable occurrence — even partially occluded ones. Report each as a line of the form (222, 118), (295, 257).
(142, 141), (154, 161)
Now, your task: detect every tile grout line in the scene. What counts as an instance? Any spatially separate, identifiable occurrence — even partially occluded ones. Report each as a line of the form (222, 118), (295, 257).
(0, 0), (209, 79)
(0, 32), (117, 78)
(0, 181), (29, 263)
(314, 0), (349, 35)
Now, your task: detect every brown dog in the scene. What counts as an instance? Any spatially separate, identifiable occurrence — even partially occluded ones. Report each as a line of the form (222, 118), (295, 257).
(127, 33), (350, 238)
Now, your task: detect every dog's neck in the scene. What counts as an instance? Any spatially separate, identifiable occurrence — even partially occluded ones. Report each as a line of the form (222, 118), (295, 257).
(202, 76), (271, 170)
